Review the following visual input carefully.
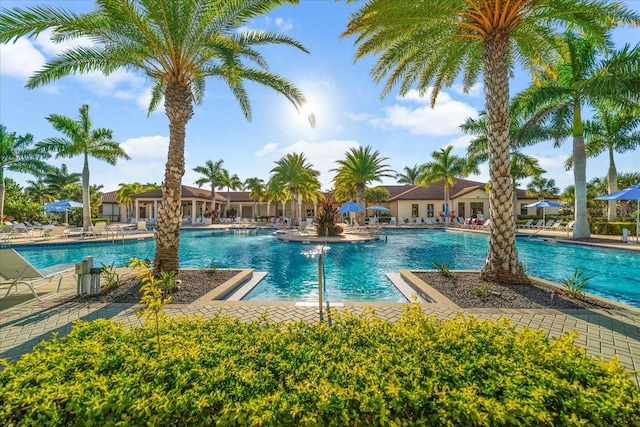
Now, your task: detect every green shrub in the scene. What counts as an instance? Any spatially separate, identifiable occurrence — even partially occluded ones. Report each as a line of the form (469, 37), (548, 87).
(100, 262), (121, 290)
(590, 221), (637, 236)
(471, 283), (489, 297)
(561, 267), (594, 299)
(91, 218), (111, 225)
(432, 260), (454, 277)
(1, 306), (638, 426)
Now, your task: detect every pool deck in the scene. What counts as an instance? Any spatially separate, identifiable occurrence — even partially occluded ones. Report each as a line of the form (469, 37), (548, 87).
(1, 224), (639, 384)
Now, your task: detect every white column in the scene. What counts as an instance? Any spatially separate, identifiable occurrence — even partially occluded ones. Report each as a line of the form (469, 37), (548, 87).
(191, 199), (196, 224)
(154, 200), (158, 219)
(238, 203), (243, 219)
(135, 199), (139, 222)
(266, 202), (271, 216)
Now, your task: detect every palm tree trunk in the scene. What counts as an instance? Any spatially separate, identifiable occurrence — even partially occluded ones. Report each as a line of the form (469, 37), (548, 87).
(211, 183), (216, 217)
(0, 173), (5, 221)
(154, 81), (192, 273)
(356, 183), (365, 225)
(82, 152), (91, 231)
(572, 104), (590, 239)
(481, 33), (527, 285)
(290, 189), (297, 226)
(607, 147), (617, 221)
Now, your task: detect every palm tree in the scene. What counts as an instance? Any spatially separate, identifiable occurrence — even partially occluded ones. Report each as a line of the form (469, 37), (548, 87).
(332, 146), (394, 224)
(342, 0), (638, 284)
(43, 164), (81, 201)
(513, 35), (640, 238)
(396, 165), (420, 185)
(193, 159), (225, 216)
(0, 124), (49, 220)
(365, 186), (390, 204)
(116, 182), (144, 221)
(245, 177), (266, 218)
(24, 178), (55, 205)
(270, 153), (320, 226)
(217, 169), (243, 218)
(417, 146), (467, 218)
(583, 102), (640, 220)
(266, 178), (290, 218)
(38, 104), (130, 231)
(526, 177), (560, 200)
(0, 0), (312, 273)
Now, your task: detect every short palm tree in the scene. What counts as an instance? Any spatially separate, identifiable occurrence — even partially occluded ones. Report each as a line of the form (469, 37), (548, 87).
(332, 146), (394, 224)
(417, 146), (467, 217)
(0, 124), (49, 220)
(583, 102), (640, 221)
(270, 153), (320, 225)
(513, 34), (640, 238)
(396, 165), (420, 185)
(526, 177), (560, 200)
(43, 164), (81, 201)
(266, 178), (290, 218)
(116, 182), (145, 220)
(245, 177), (266, 218)
(24, 178), (55, 206)
(0, 0), (312, 273)
(38, 104), (130, 231)
(193, 159), (225, 216)
(217, 170), (242, 218)
(342, 0), (638, 284)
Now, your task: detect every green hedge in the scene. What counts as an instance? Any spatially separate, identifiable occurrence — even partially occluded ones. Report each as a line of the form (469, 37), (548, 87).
(590, 221), (637, 236)
(1, 307), (639, 426)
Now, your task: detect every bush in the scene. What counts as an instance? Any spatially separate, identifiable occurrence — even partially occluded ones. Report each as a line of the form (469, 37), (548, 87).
(1, 306), (638, 426)
(91, 218), (111, 225)
(590, 221), (637, 236)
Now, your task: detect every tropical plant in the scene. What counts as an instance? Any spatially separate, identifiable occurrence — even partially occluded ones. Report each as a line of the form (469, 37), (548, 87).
(100, 262), (122, 290)
(265, 178), (290, 218)
(526, 177), (560, 200)
(513, 34), (640, 239)
(342, 0), (639, 284)
(417, 146), (468, 217)
(332, 146), (394, 224)
(193, 159), (225, 216)
(560, 267), (594, 299)
(471, 283), (490, 298)
(365, 186), (390, 204)
(43, 164), (81, 201)
(0, 0), (312, 274)
(432, 260), (454, 278)
(245, 177), (266, 218)
(158, 271), (179, 294)
(582, 101), (640, 221)
(38, 104), (130, 231)
(315, 197), (342, 237)
(217, 169), (242, 217)
(270, 153), (320, 225)
(24, 177), (54, 206)
(396, 164), (420, 185)
(0, 124), (49, 220)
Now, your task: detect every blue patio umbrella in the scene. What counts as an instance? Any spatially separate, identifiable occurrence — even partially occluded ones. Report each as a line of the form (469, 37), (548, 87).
(444, 201), (449, 218)
(525, 199), (562, 224)
(338, 201), (365, 214)
(595, 184), (640, 242)
(43, 200), (83, 224)
(366, 204), (389, 218)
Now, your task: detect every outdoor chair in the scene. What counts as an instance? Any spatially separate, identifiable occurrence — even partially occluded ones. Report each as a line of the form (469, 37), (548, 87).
(82, 221), (108, 239)
(518, 219), (534, 229)
(0, 248), (75, 301)
(10, 223), (36, 241)
(531, 220), (545, 229)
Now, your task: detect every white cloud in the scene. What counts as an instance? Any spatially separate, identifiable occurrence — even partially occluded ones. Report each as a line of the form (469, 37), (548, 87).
(274, 17), (294, 32)
(446, 135), (473, 150)
(451, 82), (483, 97)
(255, 142), (279, 157)
(33, 29), (94, 56)
(0, 38), (46, 79)
(121, 135), (170, 160)
(344, 111), (372, 122)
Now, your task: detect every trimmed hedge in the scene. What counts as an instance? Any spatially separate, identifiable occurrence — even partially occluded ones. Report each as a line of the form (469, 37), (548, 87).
(1, 307), (639, 426)
(590, 221), (637, 236)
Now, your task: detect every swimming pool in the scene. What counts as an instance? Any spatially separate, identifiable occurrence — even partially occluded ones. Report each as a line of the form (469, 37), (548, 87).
(13, 229), (640, 307)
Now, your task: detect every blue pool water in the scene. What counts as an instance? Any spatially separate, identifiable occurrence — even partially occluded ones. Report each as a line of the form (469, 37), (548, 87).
(13, 229), (640, 306)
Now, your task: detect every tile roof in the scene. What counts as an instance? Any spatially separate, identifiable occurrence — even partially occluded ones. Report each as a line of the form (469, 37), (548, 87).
(101, 190), (117, 204)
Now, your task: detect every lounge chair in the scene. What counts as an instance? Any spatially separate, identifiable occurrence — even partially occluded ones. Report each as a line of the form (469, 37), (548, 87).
(548, 221), (563, 230)
(11, 223), (36, 241)
(561, 220), (576, 233)
(541, 219), (555, 229)
(137, 220), (148, 233)
(0, 248), (75, 300)
(531, 219), (545, 229)
(82, 221), (108, 239)
(518, 219), (534, 229)
(0, 224), (15, 242)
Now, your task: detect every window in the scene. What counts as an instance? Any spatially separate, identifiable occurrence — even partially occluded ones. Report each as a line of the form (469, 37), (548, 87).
(470, 202), (483, 218)
(411, 204), (419, 218)
(427, 204), (434, 217)
(457, 202), (465, 219)
(520, 203), (528, 215)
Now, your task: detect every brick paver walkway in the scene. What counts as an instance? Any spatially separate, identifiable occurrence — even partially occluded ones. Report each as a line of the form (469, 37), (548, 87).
(2, 292), (639, 384)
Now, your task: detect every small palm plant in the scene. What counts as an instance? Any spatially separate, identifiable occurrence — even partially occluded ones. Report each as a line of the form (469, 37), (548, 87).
(315, 198), (343, 237)
(432, 260), (454, 278)
(561, 267), (594, 299)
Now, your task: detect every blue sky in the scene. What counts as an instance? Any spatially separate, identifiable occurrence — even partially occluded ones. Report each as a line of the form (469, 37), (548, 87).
(1, 0), (639, 195)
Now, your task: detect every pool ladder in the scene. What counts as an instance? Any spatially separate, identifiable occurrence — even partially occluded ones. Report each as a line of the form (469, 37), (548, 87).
(318, 242), (330, 323)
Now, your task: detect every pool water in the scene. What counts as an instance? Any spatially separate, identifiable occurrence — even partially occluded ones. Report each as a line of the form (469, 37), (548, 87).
(14, 229), (640, 307)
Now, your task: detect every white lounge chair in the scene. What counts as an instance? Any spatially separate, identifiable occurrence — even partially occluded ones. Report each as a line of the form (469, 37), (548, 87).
(137, 220), (148, 233)
(0, 248), (75, 300)
(82, 221), (108, 238)
(0, 224), (15, 242)
(11, 223), (36, 241)
(518, 219), (534, 229)
(531, 219), (545, 229)
(561, 220), (576, 233)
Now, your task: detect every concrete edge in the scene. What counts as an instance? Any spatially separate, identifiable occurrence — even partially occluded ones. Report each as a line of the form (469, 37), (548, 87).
(193, 268), (254, 302)
(399, 270), (459, 308)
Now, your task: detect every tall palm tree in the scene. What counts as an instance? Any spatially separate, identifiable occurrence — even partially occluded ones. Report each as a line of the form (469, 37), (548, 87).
(193, 159), (225, 215)
(417, 146), (467, 218)
(396, 165), (420, 185)
(43, 164), (81, 201)
(526, 177), (560, 200)
(245, 177), (265, 218)
(0, 124), (49, 220)
(266, 178), (290, 218)
(217, 169), (242, 217)
(342, 0), (638, 284)
(270, 153), (320, 225)
(38, 104), (130, 231)
(0, 0), (312, 273)
(583, 102), (640, 220)
(513, 35), (640, 238)
(116, 182), (144, 221)
(332, 146), (394, 224)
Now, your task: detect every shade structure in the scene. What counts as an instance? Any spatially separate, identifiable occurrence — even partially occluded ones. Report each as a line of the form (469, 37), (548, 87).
(366, 205), (389, 212)
(44, 206), (71, 213)
(43, 200), (83, 225)
(524, 199), (562, 224)
(595, 184), (640, 242)
(338, 201), (365, 214)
